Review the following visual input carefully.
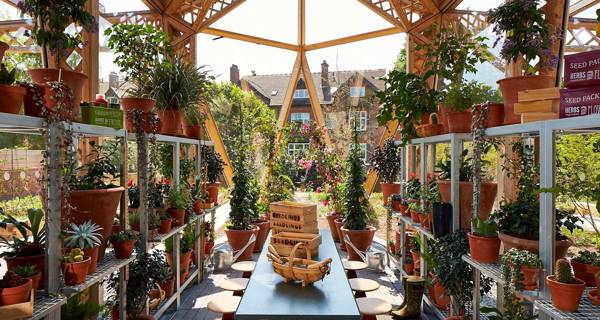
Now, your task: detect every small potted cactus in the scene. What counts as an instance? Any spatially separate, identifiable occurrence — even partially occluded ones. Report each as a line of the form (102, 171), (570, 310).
(62, 248), (91, 286)
(108, 230), (138, 259)
(64, 220), (103, 274)
(546, 258), (586, 312)
(13, 265), (41, 291)
(0, 271), (32, 306)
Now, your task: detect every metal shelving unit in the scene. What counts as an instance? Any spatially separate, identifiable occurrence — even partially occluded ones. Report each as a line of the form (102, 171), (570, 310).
(62, 254), (136, 295)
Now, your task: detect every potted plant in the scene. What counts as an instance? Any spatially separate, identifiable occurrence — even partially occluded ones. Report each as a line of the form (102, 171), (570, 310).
(571, 250), (600, 286)
(64, 221), (103, 275)
(142, 56), (211, 136)
(108, 230), (137, 259)
(203, 221), (216, 258)
(0, 64), (26, 114)
(376, 70), (439, 145)
(325, 183), (346, 243)
(167, 186), (191, 226)
(341, 126), (377, 261)
(192, 178), (213, 213)
(148, 209), (161, 236)
(155, 258), (174, 298)
(404, 176), (421, 203)
(158, 213), (173, 234)
(165, 226), (194, 274)
(0, 271), (32, 306)
(408, 202), (420, 223)
(129, 209), (141, 232)
(404, 253), (414, 275)
(62, 248), (91, 286)
(390, 194), (406, 215)
(67, 141), (124, 261)
(0, 208), (46, 287)
(128, 183), (140, 210)
(200, 146), (225, 204)
(488, 0), (557, 124)
(547, 259), (586, 312)
(184, 106), (207, 139)
(444, 81), (500, 133)
(368, 138), (402, 206)
(17, 0), (97, 118)
(468, 217), (500, 264)
(13, 265), (41, 291)
(501, 248), (542, 291)
(409, 236), (421, 276)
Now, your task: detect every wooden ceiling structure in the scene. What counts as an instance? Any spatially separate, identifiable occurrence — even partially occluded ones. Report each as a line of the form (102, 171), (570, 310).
(0, 0), (599, 190)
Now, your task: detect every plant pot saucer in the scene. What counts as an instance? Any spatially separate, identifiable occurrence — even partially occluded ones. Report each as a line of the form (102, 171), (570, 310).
(589, 289), (600, 306)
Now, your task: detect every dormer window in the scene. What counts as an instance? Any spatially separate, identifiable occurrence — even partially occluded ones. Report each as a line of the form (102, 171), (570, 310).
(294, 89), (309, 99)
(350, 86), (366, 97)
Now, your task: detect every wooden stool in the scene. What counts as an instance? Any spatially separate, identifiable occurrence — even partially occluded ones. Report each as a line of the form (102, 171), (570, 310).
(232, 261), (256, 278)
(356, 297), (392, 320)
(342, 259), (368, 279)
(349, 278), (380, 298)
(207, 295), (241, 320)
(219, 278), (249, 296)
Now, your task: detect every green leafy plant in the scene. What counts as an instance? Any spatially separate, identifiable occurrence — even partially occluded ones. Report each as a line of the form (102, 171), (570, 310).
(165, 225), (195, 254)
(368, 138), (401, 183)
(13, 264), (38, 278)
(487, 0), (559, 75)
(471, 216), (498, 238)
(61, 294), (103, 320)
(501, 248), (542, 291)
(128, 184), (140, 209)
(184, 106), (207, 126)
(69, 141), (120, 190)
(167, 186), (192, 210)
(404, 177), (421, 200)
(0, 271), (26, 288)
(228, 147), (257, 230)
(437, 143), (499, 182)
(343, 124), (370, 230)
(108, 230), (138, 244)
(444, 81), (501, 112)
(64, 220), (103, 249)
(572, 250), (600, 267)
(200, 146), (225, 184)
(128, 210), (140, 227)
(17, 0), (98, 67)
(0, 208), (45, 258)
(0, 63), (17, 85)
(376, 70), (439, 145)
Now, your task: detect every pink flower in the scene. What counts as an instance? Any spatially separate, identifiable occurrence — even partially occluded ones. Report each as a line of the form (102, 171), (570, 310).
(127, 179), (134, 187)
(322, 199), (330, 206)
(316, 187), (322, 193)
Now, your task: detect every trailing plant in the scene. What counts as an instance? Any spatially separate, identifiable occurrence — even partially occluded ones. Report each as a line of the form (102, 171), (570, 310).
(108, 230), (138, 244)
(13, 264), (38, 277)
(64, 220), (103, 249)
(17, 0), (98, 67)
(368, 138), (401, 183)
(0, 63), (17, 85)
(343, 120), (370, 230)
(69, 141), (120, 190)
(200, 146), (225, 184)
(487, 0), (560, 75)
(61, 294), (103, 320)
(0, 208), (45, 258)
(376, 70), (439, 145)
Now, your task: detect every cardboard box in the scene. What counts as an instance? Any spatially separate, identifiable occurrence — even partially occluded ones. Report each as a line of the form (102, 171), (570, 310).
(560, 86), (600, 118)
(564, 50), (600, 88)
(81, 105), (124, 129)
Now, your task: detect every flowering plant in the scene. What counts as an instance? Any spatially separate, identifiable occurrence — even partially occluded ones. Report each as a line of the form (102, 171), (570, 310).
(488, 0), (560, 75)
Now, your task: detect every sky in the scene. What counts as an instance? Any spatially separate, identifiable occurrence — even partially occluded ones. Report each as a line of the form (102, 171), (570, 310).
(1, 0), (596, 84)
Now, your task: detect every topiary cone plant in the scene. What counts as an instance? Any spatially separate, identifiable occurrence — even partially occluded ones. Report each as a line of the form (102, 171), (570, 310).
(341, 116), (376, 261)
(546, 258), (586, 312)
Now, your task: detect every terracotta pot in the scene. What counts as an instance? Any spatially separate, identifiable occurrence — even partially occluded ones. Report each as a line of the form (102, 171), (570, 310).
(204, 241), (215, 259)
(158, 219), (172, 234)
(589, 289), (600, 305)
(497, 75), (554, 124)
(67, 187), (124, 261)
(180, 271), (189, 285)
(63, 256), (91, 286)
(437, 180), (497, 229)
(6, 254), (45, 289)
(399, 204), (409, 217)
(395, 230), (401, 254)
(404, 262), (414, 275)
(572, 260), (600, 286)
(253, 219), (270, 253)
(0, 278), (32, 306)
(334, 218), (346, 251)
(519, 266), (541, 290)
(83, 246), (99, 274)
(132, 223), (140, 232)
(410, 210), (419, 223)
(499, 232), (572, 259)
(224, 225), (258, 261)
(416, 123), (444, 137)
(0, 40), (8, 62)
(112, 224), (122, 234)
(156, 109), (183, 136)
(391, 200), (401, 211)
(473, 103), (504, 128)
(326, 214), (340, 242)
(206, 182), (220, 204)
(430, 275), (450, 310)
(438, 104), (450, 133)
(166, 251), (192, 273)
(546, 275), (586, 312)
(447, 111), (472, 133)
(381, 182), (401, 206)
(168, 208), (186, 226)
(28, 68), (87, 120)
(341, 226), (376, 261)
(113, 240), (135, 259)
(193, 200), (212, 213)
(467, 233), (500, 264)
(160, 277), (175, 298)
(0, 85), (26, 114)
(22, 83), (74, 120)
(184, 123), (202, 139)
(420, 112), (431, 124)
(389, 243), (395, 254)
(25, 272), (41, 291)
(121, 97), (155, 113)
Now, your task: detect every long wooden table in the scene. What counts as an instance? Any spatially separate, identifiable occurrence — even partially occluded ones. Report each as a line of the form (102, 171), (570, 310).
(235, 229), (361, 319)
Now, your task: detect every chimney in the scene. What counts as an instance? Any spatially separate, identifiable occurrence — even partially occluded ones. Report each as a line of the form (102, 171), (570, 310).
(230, 64), (240, 85)
(321, 60), (329, 86)
(108, 71), (119, 89)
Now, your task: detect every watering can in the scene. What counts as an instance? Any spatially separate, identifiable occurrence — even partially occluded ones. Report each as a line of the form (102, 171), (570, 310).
(212, 234), (256, 271)
(344, 234), (386, 272)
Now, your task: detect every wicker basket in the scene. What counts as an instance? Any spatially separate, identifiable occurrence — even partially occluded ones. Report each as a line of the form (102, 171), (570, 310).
(271, 232), (321, 258)
(267, 243), (332, 287)
(149, 283), (165, 310)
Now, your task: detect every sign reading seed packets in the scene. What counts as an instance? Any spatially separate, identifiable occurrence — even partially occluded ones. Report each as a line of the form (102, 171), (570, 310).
(560, 87), (600, 118)
(564, 50), (600, 88)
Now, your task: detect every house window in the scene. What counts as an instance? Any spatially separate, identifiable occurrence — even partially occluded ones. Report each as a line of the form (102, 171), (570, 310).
(288, 143), (309, 157)
(350, 143), (367, 163)
(350, 86), (366, 97)
(291, 112), (311, 125)
(349, 110), (368, 131)
(294, 89), (309, 99)
(325, 114), (335, 131)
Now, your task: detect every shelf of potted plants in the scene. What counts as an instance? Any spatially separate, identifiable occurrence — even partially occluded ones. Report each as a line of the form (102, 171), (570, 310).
(61, 253), (135, 295)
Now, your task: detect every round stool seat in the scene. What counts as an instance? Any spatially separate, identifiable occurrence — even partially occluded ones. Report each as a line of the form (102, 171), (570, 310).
(342, 259), (368, 271)
(349, 278), (380, 292)
(219, 278), (249, 291)
(207, 296), (241, 314)
(232, 261), (256, 273)
(356, 297), (392, 315)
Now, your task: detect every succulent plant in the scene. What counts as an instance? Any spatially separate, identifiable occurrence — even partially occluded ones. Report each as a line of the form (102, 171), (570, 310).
(0, 63), (17, 85)
(64, 220), (103, 249)
(63, 248), (85, 263)
(0, 271), (26, 288)
(556, 258), (576, 284)
(108, 230), (138, 243)
(13, 264), (38, 278)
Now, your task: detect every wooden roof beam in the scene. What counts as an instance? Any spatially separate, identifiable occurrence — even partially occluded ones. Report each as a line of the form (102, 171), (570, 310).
(355, 0), (404, 29)
(141, 0), (166, 12)
(421, 0), (440, 13)
(305, 27), (403, 51)
(201, 27), (299, 51)
(197, 0), (247, 32)
(438, 0), (462, 13)
(193, 0), (218, 30)
(388, 0), (412, 29)
(570, 0), (600, 16)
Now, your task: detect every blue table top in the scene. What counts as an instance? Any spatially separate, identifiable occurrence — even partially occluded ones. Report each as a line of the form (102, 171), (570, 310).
(235, 229), (361, 320)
